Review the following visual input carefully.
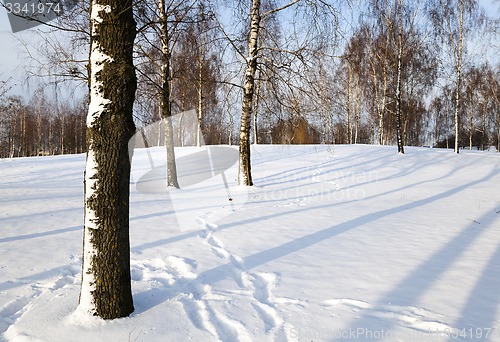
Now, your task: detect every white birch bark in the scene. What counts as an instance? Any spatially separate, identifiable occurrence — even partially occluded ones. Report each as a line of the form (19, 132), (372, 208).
(238, 0), (261, 186)
(396, 31), (405, 154)
(159, 0), (179, 188)
(454, 0), (464, 154)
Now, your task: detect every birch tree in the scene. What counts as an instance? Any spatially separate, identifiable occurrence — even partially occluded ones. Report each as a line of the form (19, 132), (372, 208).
(134, 0), (199, 188)
(217, 0), (338, 186)
(362, 0), (437, 151)
(337, 27), (368, 145)
(171, 5), (222, 145)
(158, 0), (180, 187)
(452, 0), (464, 153)
(237, 0), (262, 186)
(80, 0), (137, 319)
(428, 0), (484, 153)
(394, 0), (405, 154)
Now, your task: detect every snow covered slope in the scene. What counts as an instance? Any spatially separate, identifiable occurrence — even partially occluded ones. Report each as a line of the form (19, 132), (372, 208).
(1, 145), (499, 341)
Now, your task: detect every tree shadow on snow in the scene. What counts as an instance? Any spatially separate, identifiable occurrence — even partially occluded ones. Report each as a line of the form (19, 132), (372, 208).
(0, 225), (81, 244)
(330, 174), (500, 340)
(134, 165), (500, 319)
(452, 238), (500, 339)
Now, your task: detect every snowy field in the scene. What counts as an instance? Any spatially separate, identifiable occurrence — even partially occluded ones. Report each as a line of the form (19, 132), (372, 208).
(1, 144), (499, 341)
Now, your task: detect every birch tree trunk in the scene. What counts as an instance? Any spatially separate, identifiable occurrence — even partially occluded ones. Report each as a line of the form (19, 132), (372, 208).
(80, 0), (136, 319)
(395, 0), (405, 154)
(368, 59), (381, 144)
(481, 103), (486, 150)
(197, 52), (203, 147)
(225, 88), (234, 146)
(497, 127), (499, 153)
(354, 75), (361, 144)
(60, 113), (65, 155)
(396, 31), (405, 154)
(379, 70), (388, 145)
(347, 66), (352, 144)
(238, 0), (261, 186)
(159, 0), (180, 188)
(454, 0), (464, 154)
(469, 109), (473, 150)
(253, 70), (261, 145)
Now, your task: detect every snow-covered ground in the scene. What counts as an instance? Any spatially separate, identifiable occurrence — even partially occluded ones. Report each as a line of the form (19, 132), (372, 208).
(1, 144), (499, 341)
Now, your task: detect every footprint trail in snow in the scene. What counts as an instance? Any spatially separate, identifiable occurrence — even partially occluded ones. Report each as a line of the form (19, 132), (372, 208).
(192, 218), (299, 341)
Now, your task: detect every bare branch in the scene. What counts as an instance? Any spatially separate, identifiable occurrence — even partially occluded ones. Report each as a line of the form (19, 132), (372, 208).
(261, 0), (301, 19)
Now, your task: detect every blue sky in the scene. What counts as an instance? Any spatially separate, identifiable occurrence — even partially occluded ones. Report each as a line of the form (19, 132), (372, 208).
(0, 0), (498, 99)
(0, 9), (25, 96)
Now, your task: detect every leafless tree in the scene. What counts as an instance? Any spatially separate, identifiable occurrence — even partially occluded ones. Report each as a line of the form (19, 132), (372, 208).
(462, 63), (500, 150)
(214, 0), (338, 186)
(0, 91), (86, 158)
(428, 0), (485, 153)
(0, 77), (13, 98)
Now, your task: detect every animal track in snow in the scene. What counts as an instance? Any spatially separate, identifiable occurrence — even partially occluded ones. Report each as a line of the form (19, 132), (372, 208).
(179, 281), (253, 341)
(250, 272), (302, 341)
(131, 255), (197, 289)
(250, 272), (284, 336)
(323, 298), (372, 310)
(166, 256), (198, 280)
(195, 220), (303, 341)
(323, 299), (454, 334)
(0, 263), (80, 337)
(0, 297), (35, 335)
(198, 221), (248, 285)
